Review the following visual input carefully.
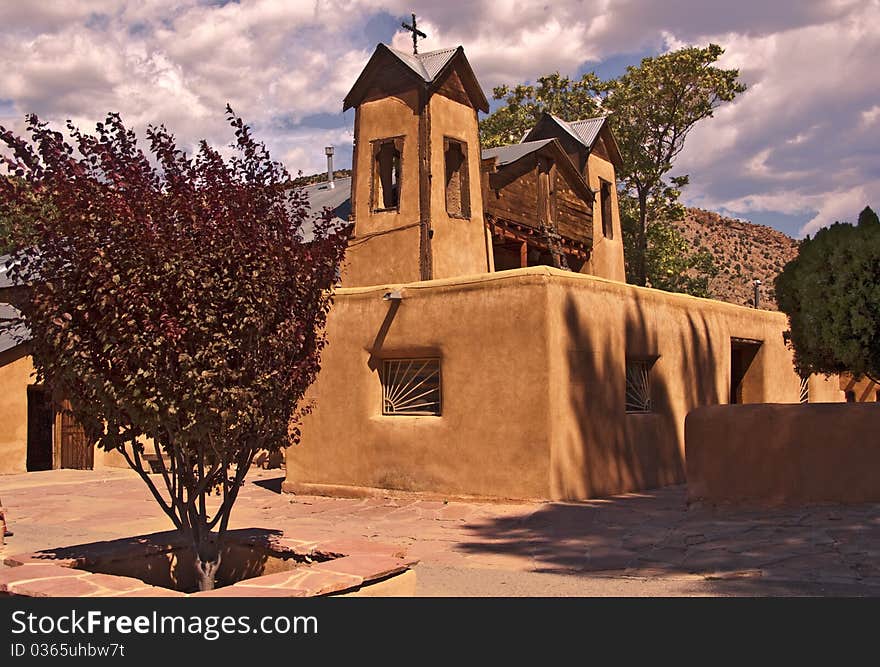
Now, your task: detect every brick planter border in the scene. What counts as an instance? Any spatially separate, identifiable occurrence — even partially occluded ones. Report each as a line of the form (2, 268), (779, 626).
(0, 528), (416, 597)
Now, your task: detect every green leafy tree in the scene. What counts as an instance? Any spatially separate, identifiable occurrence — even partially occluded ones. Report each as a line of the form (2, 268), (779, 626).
(0, 110), (350, 590)
(775, 215), (880, 383)
(599, 44), (745, 286)
(480, 72), (602, 148)
(480, 44), (745, 292)
(858, 205), (879, 227)
(620, 193), (717, 297)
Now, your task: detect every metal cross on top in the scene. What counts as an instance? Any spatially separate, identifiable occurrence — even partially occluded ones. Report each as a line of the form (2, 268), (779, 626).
(401, 13), (427, 54)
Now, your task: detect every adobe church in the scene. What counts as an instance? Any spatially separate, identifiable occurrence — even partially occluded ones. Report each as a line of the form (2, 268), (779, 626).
(283, 41), (843, 502)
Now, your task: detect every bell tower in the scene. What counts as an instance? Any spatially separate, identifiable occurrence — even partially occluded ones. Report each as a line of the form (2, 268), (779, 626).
(341, 43), (490, 286)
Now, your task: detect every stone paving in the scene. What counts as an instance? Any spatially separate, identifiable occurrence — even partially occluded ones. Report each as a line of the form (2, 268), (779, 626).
(2, 467), (880, 596)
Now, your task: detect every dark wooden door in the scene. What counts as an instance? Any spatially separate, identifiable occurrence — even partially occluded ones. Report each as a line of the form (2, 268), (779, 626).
(59, 401), (93, 470)
(26, 385), (54, 471)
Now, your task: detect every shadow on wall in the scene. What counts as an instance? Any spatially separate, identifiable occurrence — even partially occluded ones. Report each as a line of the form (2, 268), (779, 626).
(454, 487), (880, 595)
(554, 290), (721, 500)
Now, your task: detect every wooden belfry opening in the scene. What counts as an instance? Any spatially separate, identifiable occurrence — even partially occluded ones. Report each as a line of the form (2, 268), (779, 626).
(372, 138), (403, 211)
(444, 138), (470, 218)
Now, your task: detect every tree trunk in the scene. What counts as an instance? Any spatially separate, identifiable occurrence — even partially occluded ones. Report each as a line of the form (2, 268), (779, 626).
(193, 533), (222, 592)
(635, 190), (649, 286)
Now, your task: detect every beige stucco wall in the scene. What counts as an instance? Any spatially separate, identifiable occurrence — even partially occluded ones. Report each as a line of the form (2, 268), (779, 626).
(584, 154), (626, 282)
(286, 266), (839, 501)
(342, 90), (423, 287)
(428, 93), (491, 278)
(545, 271), (841, 500)
(285, 270), (553, 499)
(687, 403), (880, 505)
(0, 347), (33, 475)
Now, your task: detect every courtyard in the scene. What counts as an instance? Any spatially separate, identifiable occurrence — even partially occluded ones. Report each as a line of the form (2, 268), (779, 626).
(2, 467), (880, 597)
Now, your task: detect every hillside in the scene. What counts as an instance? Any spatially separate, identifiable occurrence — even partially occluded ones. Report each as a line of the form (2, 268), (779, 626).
(670, 208), (799, 310)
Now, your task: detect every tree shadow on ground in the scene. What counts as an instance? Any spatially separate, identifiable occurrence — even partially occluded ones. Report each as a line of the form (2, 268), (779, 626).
(455, 488), (880, 595)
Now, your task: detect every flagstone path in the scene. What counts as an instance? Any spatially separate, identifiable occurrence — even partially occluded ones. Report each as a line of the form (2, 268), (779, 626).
(2, 467), (879, 596)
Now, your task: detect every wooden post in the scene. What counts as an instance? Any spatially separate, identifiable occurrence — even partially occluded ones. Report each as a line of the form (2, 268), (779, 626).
(520, 240), (528, 268)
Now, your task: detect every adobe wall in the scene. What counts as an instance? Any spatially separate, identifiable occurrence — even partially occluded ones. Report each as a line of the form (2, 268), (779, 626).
(428, 93), (492, 278)
(286, 266), (842, 501)
(284, 270), (554, 499)
(342, 90), (423, 287)
(686, 403), (880, 505)
(0, 347), (32, 475)
(584, 154), (626, 282)
(545, 271), (840, 500)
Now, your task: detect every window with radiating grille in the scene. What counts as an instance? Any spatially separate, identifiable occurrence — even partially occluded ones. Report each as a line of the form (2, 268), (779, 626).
(799, 375), (810, 404)
(382, 359), (441, 416)
(625, 359), (653, 413)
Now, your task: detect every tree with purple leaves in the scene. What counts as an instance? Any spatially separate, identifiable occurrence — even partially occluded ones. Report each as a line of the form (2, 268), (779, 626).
(0, 107), (350, 589)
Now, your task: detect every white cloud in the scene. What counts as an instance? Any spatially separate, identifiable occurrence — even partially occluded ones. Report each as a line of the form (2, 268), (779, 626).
(0, 0), (877, 235)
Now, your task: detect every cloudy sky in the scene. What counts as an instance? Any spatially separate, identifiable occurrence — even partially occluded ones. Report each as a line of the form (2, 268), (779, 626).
(1, 0), (877, 237)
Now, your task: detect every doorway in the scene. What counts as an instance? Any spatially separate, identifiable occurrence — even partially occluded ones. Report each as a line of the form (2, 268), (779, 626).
(730, 338), (762, 404)
(58, 400), (94, 470)
(26, 385), (53, 471)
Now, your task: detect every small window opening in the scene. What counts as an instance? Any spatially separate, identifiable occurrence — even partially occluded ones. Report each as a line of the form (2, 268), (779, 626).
(445, 139), (470, 218)
(373, 139), (402, 211)
(625, 358), (654, 413)
(600, 179), (613, 239)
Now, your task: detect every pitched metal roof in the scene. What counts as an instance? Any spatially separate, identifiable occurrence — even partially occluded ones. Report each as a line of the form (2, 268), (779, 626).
(290, 176), (352, 241)
(0, 302), (28, 354)
(386, 46), (459, 82)
(542, 114), (609, 149)
(566, 117), (608, 148)
(482, 139), (554, 166)
(344, 44), (489, 112)
(299, 176), (352, 225)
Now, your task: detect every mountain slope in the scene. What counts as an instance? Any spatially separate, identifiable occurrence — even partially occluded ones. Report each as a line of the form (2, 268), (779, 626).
(670, 208), (799, 310)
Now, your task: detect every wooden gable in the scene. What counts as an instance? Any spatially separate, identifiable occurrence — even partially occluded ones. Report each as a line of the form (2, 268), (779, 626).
(482, 139), (594, 250)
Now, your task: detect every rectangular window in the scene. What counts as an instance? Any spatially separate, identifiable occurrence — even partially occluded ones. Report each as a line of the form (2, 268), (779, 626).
(600, 179), (613, 239)
(372, 138), (403, 211)
(444, 138), (470, 218)
(382, 359), (441, 416)
(625, 359), (653, 413)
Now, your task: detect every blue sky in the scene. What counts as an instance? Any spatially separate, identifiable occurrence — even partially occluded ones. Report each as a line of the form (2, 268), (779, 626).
(1, 1), (878, 237)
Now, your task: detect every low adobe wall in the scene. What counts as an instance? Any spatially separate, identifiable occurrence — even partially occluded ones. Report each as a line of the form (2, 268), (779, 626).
(287, 266), (840, 502)
(686, 403), (880, 506)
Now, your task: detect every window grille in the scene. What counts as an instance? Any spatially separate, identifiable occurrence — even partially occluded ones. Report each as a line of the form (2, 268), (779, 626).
(799, 375), (809, 404)
(625, 360), (652, 413)
(382, 359), (441, 416)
